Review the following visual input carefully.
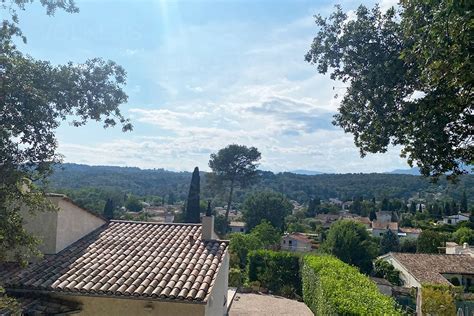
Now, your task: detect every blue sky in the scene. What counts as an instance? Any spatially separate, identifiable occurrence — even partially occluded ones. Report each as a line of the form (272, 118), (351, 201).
(13, 0), (406, 173)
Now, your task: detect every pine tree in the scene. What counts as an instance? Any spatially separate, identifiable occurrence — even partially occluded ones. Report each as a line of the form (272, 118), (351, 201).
(460, 191), (468, 212)
(381, 198), (390, 211)
(418, 203), (423, 213)
(185, 167), (200, 223)
(103, 198), (115, 220)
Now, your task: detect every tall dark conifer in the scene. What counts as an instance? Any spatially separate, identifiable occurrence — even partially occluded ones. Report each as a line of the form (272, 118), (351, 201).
(460, 191), (468, 212)
(103, 198), (115, 220)
(185, 167), (200, 223)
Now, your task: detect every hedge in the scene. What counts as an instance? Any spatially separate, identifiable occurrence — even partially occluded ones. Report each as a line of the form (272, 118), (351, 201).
(302, 255), (401, 315)
(247, 250), (301, 297)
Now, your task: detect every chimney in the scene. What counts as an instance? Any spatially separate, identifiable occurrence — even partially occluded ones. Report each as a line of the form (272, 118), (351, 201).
(202, 200), (217, 240)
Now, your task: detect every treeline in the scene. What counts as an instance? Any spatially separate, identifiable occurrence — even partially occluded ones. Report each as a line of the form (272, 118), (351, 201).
(46, 163), (473, 212)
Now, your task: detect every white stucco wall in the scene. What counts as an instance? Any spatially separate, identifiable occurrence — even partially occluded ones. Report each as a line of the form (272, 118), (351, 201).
(205, 250), (229, 316)
(55, 198), (106, 253)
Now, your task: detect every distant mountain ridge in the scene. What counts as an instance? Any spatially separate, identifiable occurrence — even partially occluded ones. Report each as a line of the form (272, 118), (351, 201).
(388, 168), (421, 175)
(290, 169), (325, 175)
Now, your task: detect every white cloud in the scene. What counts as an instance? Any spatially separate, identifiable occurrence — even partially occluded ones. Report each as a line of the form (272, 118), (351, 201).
(57, 7), (410, 173)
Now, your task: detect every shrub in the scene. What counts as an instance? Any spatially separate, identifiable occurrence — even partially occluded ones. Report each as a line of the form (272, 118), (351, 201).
(302, 255), (401, 315)
(421, 285), (456, 316)
(229, 268), (243, 287)
(247, 250), (301, 297)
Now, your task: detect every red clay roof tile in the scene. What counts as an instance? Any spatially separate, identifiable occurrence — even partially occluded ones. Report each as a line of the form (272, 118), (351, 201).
(3, 221), (228, 303)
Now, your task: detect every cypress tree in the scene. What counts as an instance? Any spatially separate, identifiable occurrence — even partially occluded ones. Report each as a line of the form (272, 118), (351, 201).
(460, 191), (468, 212)
(185, 167), (200, 223)
(410, 201), (417, 213)
(307, 198), (316, 217)
(103, 198), (114, 220)
(369, 209), (377, 222)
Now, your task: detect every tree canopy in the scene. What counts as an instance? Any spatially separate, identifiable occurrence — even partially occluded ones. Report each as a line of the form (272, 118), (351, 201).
(306, 1), (472, 179)
(242, 191), (293, 231)
(1, 0), (131, 264)
(322, 220), (378, 274)
(208, 144), (261, 222)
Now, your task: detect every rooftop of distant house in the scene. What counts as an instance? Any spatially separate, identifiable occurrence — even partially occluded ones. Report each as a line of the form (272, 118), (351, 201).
(283, 232), (312, 244)
(382, 252), (474, 286)
(229, 221), (245, 227)
(2, 221), (228, 303)
(372, 221), (398, 230)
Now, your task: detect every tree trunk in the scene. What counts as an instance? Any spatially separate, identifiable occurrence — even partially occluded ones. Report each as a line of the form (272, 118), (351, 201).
(225, 179), (235, 223)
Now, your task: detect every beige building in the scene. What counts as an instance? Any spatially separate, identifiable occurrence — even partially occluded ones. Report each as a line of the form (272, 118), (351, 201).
(370, 221), (398, 237)
(229, 221), (246, 233)
(3, 197), (229, 316)
(21, 193), (106, 254)
(281, 233), (312, 252)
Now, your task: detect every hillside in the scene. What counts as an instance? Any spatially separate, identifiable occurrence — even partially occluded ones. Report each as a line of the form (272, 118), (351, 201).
(47, 163), (473, 205)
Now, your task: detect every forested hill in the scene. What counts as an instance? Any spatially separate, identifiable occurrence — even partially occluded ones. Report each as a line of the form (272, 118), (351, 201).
(47, 163), (473, 204)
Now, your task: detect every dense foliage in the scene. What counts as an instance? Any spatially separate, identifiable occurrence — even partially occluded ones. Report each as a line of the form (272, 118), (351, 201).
(306, 2), (472, 179)
(373, 259), (401, 285)
(302, 255), (401, 315)
(416, 230), (446, 253)
(1, 0), (130, 264)
(321, 220), (378, 273)
(247, 250), (301, 297)
(45, 164), (474, 207)
(380, 229), (400, 254)
(208, 144), (261, 222)
(242, 191), (293, 231)
(421, 285), (457, 316)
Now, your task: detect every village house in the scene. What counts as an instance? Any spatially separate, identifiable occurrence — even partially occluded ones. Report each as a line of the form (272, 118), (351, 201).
(379, 252), (474, 314)
(379, 252), (474, 290)
(1, 195), (230, 316)
(442, 213), (470, 225)
(398, 227), (422, 239)
(315, 213), (341, 228)
(445, 242), (474, 257)
(229, 221), (246, 233)
(280, 233), (313, 252)
(375, 211), (393, 223)
(371, 221), (398, 237)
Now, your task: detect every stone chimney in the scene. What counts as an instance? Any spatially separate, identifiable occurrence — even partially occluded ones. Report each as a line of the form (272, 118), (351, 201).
(202, 200), (217, 240)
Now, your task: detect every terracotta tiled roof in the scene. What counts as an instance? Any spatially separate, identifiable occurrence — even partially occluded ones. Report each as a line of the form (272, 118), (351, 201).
(3, 221), (228, 302)
(372, 221), (398, 230)
(389, 253), (474, 285)
(285, 233), (312, 244)
(399, 227), (422, 234)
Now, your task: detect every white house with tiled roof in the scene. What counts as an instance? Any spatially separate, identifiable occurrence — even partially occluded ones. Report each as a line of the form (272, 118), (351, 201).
(281, 233), (312, 252)
(3, 196), (230, 316)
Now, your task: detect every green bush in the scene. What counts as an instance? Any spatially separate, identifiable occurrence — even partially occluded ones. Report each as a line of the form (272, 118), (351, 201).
(421, 285), (456, 316)
(302, 255), (401, 315)
(229, 268), (243, 287)
(247, 250), (301, 297)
